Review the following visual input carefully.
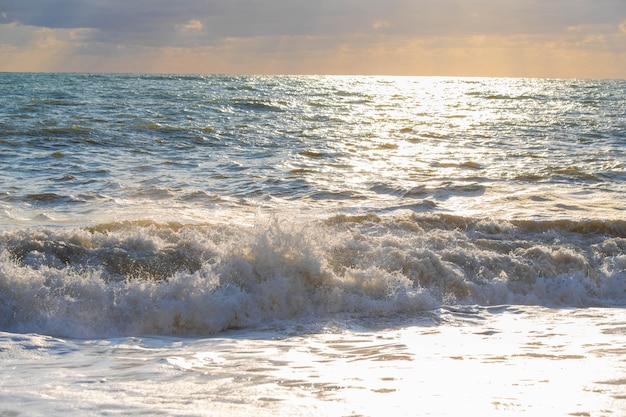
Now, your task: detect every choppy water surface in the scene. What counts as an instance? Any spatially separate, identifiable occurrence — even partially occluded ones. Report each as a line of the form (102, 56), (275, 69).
(0, 73), (624, 416)
(1, 74), (624, 223)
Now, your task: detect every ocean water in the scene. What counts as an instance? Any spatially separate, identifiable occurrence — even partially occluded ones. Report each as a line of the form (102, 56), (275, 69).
(0, 73), (625, 416)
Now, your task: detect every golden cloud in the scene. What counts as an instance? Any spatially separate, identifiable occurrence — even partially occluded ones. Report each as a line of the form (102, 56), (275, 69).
(179, 19), (203, 34)
(69, 28), (95, 41)
(372, 21), (389, 30)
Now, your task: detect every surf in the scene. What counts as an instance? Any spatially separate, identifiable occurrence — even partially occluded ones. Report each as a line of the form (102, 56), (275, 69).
(1, 212), (623, 338)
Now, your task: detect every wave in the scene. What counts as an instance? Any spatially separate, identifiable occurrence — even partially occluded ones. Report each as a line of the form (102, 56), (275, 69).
(0, 213), (624, 338)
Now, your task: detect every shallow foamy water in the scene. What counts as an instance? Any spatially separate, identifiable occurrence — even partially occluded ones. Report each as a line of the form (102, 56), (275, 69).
(1, 306), (624, 417)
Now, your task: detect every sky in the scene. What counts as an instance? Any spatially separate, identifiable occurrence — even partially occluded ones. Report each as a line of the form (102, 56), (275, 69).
(1, 0), (625, 78)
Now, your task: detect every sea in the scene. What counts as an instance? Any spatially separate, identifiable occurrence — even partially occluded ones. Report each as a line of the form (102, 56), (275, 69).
(0, 73), (625, 416)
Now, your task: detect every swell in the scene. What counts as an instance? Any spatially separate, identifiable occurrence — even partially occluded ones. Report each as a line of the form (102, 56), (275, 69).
(0, 214), (623, 337)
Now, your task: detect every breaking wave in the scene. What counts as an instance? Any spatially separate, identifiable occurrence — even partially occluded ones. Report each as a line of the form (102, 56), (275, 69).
(1, 213), (624, 337)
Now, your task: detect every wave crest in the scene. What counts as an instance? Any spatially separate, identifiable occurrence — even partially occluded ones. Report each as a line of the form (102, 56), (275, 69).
(0, 214), (624, 337)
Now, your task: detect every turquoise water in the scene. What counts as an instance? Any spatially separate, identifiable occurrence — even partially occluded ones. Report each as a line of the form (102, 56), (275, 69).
(0, 73), (624, 416)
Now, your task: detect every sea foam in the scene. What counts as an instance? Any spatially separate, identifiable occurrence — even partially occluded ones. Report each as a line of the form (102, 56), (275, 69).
(1, 213), (623, 337)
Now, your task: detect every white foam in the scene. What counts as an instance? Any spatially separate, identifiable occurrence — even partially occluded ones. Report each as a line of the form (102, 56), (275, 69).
(0, 212), (624, 337)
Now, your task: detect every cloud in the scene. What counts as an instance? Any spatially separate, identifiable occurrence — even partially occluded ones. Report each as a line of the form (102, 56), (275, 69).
(70, 28), (95, 41)
(1, 0), (625, 77)
(5, 0), (624, 42)
(372, 21), (389, 30)
(181, 20), (203, 32)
